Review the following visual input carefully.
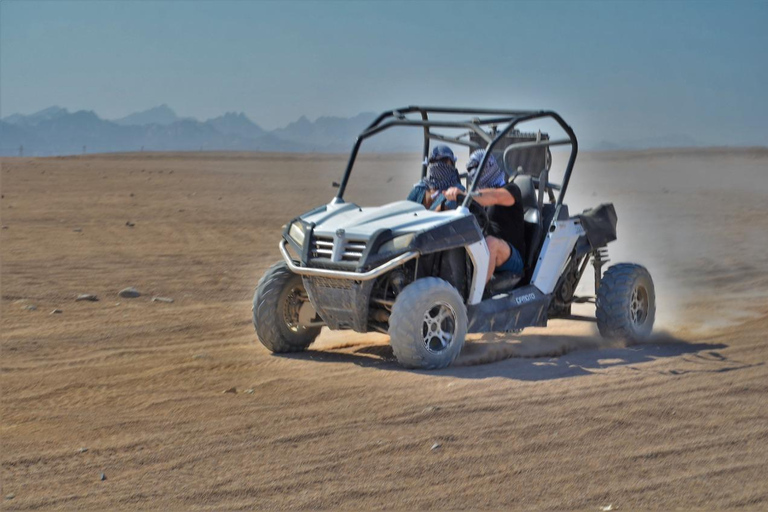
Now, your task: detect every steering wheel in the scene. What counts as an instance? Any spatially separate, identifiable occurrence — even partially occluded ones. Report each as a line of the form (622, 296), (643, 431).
(429, 193), (446, 211)
(466, 194), (490, 232)
(429, 191), (489, 232)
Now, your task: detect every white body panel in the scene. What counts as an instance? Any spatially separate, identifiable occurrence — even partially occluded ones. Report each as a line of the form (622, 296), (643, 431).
(465, 237), (490, 305)
(307, 200), (465, 240)
(531, 219), (585, 294)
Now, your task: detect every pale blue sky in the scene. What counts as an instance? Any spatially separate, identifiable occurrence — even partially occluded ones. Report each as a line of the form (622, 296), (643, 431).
(1, 0), (766, 145)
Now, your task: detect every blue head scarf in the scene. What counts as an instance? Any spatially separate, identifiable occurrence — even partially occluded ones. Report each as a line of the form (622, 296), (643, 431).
(467, 149), (506, 189)
(423, 145), (461, 190)
(424, 160), (461, 191)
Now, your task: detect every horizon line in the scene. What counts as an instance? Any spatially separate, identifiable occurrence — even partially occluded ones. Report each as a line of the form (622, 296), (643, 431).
(4, 145), (767, 161)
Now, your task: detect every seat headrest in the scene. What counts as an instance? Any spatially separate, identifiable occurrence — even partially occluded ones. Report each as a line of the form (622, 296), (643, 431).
(512, 175), (539, 212)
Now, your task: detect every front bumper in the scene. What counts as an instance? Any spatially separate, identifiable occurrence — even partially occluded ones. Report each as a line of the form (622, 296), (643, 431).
(279, 241), (418, 281)
(280, 240), (418, 332)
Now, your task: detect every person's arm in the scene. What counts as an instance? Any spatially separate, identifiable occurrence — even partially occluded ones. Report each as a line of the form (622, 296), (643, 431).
(407, 183), (431, 206)
(471, 187), (515, 207)
(444, 186), (515, 207)
(423, 189), (437, 209)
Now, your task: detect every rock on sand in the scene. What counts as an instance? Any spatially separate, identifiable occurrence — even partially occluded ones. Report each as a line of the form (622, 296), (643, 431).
(118, 287), (141, 298)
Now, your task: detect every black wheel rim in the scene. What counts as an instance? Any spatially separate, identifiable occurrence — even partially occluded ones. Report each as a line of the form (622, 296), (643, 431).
(630, 285), (649, 326)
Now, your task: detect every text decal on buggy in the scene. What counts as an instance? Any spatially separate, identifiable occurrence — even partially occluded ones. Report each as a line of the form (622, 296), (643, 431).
(515, 293), (537, 305)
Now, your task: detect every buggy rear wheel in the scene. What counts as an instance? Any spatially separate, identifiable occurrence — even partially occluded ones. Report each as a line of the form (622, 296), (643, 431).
(388, 278), (467, 369)
(596, 263), (655, 342)
(253, 261), (321, 353)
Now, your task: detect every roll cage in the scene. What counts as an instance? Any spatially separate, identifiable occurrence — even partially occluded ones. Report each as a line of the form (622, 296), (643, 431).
(333, 106), (578, 209)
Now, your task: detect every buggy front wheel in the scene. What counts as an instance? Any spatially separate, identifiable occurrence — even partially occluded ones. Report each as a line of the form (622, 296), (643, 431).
(388, 278), (467, 369)
(252, 261), (321, 353)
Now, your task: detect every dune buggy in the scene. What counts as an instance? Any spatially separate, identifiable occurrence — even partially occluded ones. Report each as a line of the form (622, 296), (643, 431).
(253, 107), (655, 369)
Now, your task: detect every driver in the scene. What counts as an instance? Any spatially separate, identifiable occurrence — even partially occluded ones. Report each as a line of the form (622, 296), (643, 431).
(444, 149), (525, 285)
(407, 145), (464, 209)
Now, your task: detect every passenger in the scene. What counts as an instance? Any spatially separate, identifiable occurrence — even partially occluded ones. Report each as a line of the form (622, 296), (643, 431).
(444, 149), (525, 284)
(407, 145), (464, 209)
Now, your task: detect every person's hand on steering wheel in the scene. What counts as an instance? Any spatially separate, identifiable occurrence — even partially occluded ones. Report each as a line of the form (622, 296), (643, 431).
(444, 186), (465, 203)
(444, 187), (490, 231)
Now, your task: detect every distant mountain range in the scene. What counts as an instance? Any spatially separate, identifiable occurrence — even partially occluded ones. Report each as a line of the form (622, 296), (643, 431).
(0, 105), (419, 157)
(113, 104), (189, 126)
(1, 104), (710, 157)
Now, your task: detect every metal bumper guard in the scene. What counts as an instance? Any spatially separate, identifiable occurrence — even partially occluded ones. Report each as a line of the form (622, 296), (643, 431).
(279, 241), (418, 280)
(279, 241), (418, 332)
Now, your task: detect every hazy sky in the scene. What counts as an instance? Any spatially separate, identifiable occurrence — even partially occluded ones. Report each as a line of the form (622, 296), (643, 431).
(1, 0), (766, 145)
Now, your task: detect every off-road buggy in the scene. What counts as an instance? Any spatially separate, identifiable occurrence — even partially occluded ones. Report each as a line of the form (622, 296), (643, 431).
(253, 107), (655, 369)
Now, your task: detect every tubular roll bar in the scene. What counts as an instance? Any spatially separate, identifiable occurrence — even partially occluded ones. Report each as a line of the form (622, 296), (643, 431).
(334, 106), (578, 208)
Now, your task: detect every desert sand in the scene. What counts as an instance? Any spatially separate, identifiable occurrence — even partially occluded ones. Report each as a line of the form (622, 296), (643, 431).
(2, 148), (767, 510)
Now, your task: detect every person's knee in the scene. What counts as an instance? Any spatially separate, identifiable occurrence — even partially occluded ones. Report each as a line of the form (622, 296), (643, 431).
(486, 237), (502, 261)
(485, 236), (507, 269)
(496, 240), (511, 265)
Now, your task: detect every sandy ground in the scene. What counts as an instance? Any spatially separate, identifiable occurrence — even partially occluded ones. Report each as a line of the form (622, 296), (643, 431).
(1, 148), (767, 510)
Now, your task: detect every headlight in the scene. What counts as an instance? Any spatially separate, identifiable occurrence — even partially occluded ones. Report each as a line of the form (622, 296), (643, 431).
(288, 222), (306, 246)
(378, 233), (415, 254)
